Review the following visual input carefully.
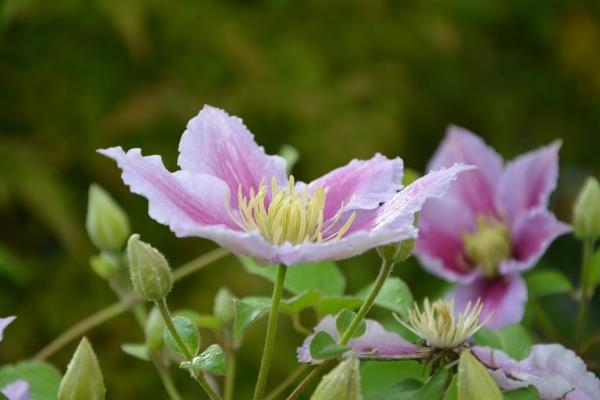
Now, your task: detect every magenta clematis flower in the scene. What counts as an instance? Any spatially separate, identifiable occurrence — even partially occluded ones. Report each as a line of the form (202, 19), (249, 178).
(297, 315), (418, 364)
(414, 127), (571, 329)
(473, 345), (600, 400)
(0, 317), (32, 400)
(100, 105), (470, 266)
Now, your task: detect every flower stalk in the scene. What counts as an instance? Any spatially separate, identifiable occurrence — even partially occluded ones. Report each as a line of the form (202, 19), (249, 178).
(253, 264), (288, 400)
(157, 299), (220, 400)
(576, 238), (596, 352)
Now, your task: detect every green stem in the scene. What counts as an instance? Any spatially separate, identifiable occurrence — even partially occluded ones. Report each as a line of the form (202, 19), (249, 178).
(339, 258), (394, 345)
(150, 351), (183, 400)
(224, 349), (236, 400)
(253, 264), (288, 400)
(287, 258), (395, 399)
(157, 299), (220, 400)
(576, 239), (595, 352)
(32, 248), (228, 361)
(265, 365), (309, 400)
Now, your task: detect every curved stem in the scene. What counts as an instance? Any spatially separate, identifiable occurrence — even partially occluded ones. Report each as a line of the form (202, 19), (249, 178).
(32, 248), (228, 361)
(157, 299), (220, 400)
(253, 264), (288, 400)
(150, 351), (183, 400)
(287, 258), (395, 399)
(576, 239), (595, 352)
(339, 258), (394, 345)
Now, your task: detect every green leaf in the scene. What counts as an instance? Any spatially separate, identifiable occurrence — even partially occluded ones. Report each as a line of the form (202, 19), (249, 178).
(503, 386), (541, 400)
(309, 331), (351, 360)
(473, 325), (532, 360)
(164, 316), (200, 356)
(239, 256), (345, 295)
(525, 269), (572, 298)
(281, 290), (321, 313)
(457, 349), (502, 400)
(121, 342), (150, 361)
(233, 297), (271, 338)
(361, 360), (425, 397)
(0, 361), (61, 400)
(336, 309), (366, 338)
(365, 379), (423, 400)
(185, 344), (228, 376)
(357, 277), (413, 318)
(415, 368), (448, 399)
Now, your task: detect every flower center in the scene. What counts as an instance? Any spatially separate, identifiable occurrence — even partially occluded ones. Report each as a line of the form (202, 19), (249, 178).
(227, 176), (356, 246)
(399, 298), (486, 349)
(463, 216), (511, 278)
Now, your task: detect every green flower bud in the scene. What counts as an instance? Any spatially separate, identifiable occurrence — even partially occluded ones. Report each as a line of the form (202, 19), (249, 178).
(86, 184), (130, 251)
(89, 251), (121, 280)
(376, 238), (415, 264)
(58, 337), (105, 400)
(573, 177), (600, 241)
(127, 234), (173, 301)
(311, 358), (362, 400)
(457, 349), (502, 400)
(213, 287), (235, 325)
(145, 307), (165, 350)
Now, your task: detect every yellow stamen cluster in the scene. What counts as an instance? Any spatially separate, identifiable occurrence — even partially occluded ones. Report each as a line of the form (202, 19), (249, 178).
(227, 176), (356, 246)
(399, 298), (486, 349)
(463, 216), (511, 278)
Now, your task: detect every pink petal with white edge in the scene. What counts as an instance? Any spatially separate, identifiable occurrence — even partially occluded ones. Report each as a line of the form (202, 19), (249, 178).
(99, 147), (237, 235)
(177, 105), (287, 204)
(308, 154), (404, 221)
(415, 194), (478, 283)
(450, 274), (527, 330)
(473, 344), (600, 400)
(1, 381), (31, 400)
(279, 164), (473, 265)
(428, 126), (503, 215)
(496, 141), (561, 221)
(297, 315), (418, 364)
(0, 316), (15, 342)
(501, 208), (571, 275)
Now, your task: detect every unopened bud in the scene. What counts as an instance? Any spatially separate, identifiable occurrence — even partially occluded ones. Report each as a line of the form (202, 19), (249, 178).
(573, 177), (600, 241)
(86, 184), (130, 251)
(89, 251), (121, 280)
(145, 307), (165, 350)
(213, 288), (235, 325)
(58, 337), (105, 400)
(127, 234), (173, 301)
(377, 238), (415, 264)
(458, 349), (502, 400)
(311, 358), (362, 400)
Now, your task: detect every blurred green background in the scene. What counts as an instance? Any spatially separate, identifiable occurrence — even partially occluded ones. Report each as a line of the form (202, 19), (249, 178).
(1, 0), (599, 398)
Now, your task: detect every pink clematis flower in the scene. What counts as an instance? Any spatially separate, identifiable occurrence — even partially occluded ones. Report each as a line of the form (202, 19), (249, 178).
(100, 105), (470, 266)
(473, 345), (600, 400)
(0, 317), (32, 400)
(415, 127), (571, 329)
(297, 315), (418, 364)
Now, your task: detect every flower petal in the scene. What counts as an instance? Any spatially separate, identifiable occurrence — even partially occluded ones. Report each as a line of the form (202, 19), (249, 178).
(496, 141), (561, 221)
(501, 209), (571, 275)
(473, 344), (600, 400)
(297, 316), (418, 364)
(99, 147), (237, 235)
(1, 380), (31, 400)
(279, 164), (472, 265)
(177, 105), (287, 203)
(450, 274), (527, 330)
(0, 316), (15, 342)
(308, 154), (404, 221)
(415, 194), (478, 283)
(428, 126), (504, 215)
